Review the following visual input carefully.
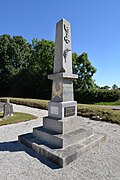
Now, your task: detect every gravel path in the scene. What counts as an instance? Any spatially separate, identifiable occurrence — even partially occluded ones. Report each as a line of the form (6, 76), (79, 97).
(103, 106), (120, 110)
(0, 104), (120, 180)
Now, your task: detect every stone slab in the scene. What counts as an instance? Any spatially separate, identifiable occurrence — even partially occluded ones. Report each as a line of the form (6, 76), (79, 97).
(48, 72), (78, 80)
(43, 116), (92, 134)
(33, 126), (92, 148)
(18, 132), (106, 167)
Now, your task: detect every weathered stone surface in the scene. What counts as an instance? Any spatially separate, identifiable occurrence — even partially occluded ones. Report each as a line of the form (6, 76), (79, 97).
(33, 125), (92, 148)
(19, 132), (106, 167)
(43, 116), (85, 134)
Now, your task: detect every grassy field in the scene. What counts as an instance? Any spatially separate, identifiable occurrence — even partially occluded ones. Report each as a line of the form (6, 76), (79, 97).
(77, 104), (120, 124)
(0, 112), (37, 126)
(95, 100), (120, 105)
(0, 97), (120, 125)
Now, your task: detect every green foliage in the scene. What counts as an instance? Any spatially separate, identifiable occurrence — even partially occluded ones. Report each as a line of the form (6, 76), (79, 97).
(30, 38), (54, 77)
(0, 34), (31, 96)
(75, 89), (120, 104)
(25, 38), (54, 99)
(95, 100), (120, 105)
(0, 34), (97, 99)
(100, 85), (110, 90)
(112, 84), (119, 90)
(73, 52), (96, 91)
(0, 35), (55, 99)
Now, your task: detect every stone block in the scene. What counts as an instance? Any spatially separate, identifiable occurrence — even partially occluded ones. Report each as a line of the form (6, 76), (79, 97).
(18, 132), (106, 167)
(43, 116), (91, 134)
(3, 103), (13, 117)
(48, 101), (77, 119)
(33, 126), (92, 148)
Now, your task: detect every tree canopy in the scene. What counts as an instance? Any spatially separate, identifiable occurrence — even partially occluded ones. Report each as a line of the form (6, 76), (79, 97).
(0, 34), (97, 98)
(73, 52), (96, 91)
(0, 34), (31, 95)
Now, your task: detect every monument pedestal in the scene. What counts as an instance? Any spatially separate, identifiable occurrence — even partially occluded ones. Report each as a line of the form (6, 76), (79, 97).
(48, 101), (77, 119)
(18, 18), (106, 167)
(19, 116), (106, 167)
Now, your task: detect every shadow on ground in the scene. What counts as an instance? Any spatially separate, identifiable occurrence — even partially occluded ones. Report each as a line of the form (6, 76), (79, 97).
(0, 140), (60, 169)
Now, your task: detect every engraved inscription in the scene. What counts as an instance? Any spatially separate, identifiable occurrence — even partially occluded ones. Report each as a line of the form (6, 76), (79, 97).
(51, 106), (59, 115)
(64, 24), (70, 44)
(64, 106), (75, 117)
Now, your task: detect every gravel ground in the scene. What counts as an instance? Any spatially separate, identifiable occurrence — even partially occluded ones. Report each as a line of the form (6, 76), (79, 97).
(0, 104), (120, 180)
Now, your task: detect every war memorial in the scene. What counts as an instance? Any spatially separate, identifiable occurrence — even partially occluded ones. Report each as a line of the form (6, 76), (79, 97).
(19, 19), (106, 167)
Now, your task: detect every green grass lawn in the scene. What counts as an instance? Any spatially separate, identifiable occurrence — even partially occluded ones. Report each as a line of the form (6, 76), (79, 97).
(0, 97), (120, 125)
(0, 112), (37, 126)
(77, 104), (120, 125)
(95, 100), (120, 105)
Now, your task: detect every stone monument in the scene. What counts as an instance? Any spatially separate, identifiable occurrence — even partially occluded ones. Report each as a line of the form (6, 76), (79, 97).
(3, 100), (13, 117)
(19, 19), (106, 167)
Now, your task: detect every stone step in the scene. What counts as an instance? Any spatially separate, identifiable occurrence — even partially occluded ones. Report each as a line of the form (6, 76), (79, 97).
(33, 126), (92, 148)
(43, 116), (86, 134)
(18, 132), (106, 167)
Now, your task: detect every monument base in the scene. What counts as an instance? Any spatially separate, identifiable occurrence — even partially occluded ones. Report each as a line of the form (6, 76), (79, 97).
(48, 101), (77, 119)
(18, 116), (106, 167)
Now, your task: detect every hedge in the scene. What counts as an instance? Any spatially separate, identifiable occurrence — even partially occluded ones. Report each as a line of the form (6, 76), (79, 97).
(0, 97), (120, 125)
(74, 89), (120, 104)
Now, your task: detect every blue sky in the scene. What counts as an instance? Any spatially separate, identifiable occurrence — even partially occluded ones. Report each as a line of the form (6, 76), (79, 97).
(0, 0), (120, 87)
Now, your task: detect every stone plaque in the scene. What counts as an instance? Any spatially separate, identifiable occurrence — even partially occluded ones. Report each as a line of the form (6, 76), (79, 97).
(51, 106), (59, 115)
(64, 106), (75, 117)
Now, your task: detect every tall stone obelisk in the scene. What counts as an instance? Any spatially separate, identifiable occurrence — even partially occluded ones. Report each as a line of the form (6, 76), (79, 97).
(48, 18), (78, 120)
(19, 19), (106, 168)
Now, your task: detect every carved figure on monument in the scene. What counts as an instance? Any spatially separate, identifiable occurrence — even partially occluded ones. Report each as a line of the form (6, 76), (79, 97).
(52, 81), (63, 98)
(63, 48), (71, 62)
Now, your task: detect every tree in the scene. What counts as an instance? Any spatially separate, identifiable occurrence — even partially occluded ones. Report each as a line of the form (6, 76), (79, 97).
(100, 85), (110, 90)
(112, 84), (119, 90)
(0, 34), (97, 98)
(0, 34), (31, 96)
(72, 52), (96, 91)
(29, 38), (54, 77)
(25, 38), (55, 99)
